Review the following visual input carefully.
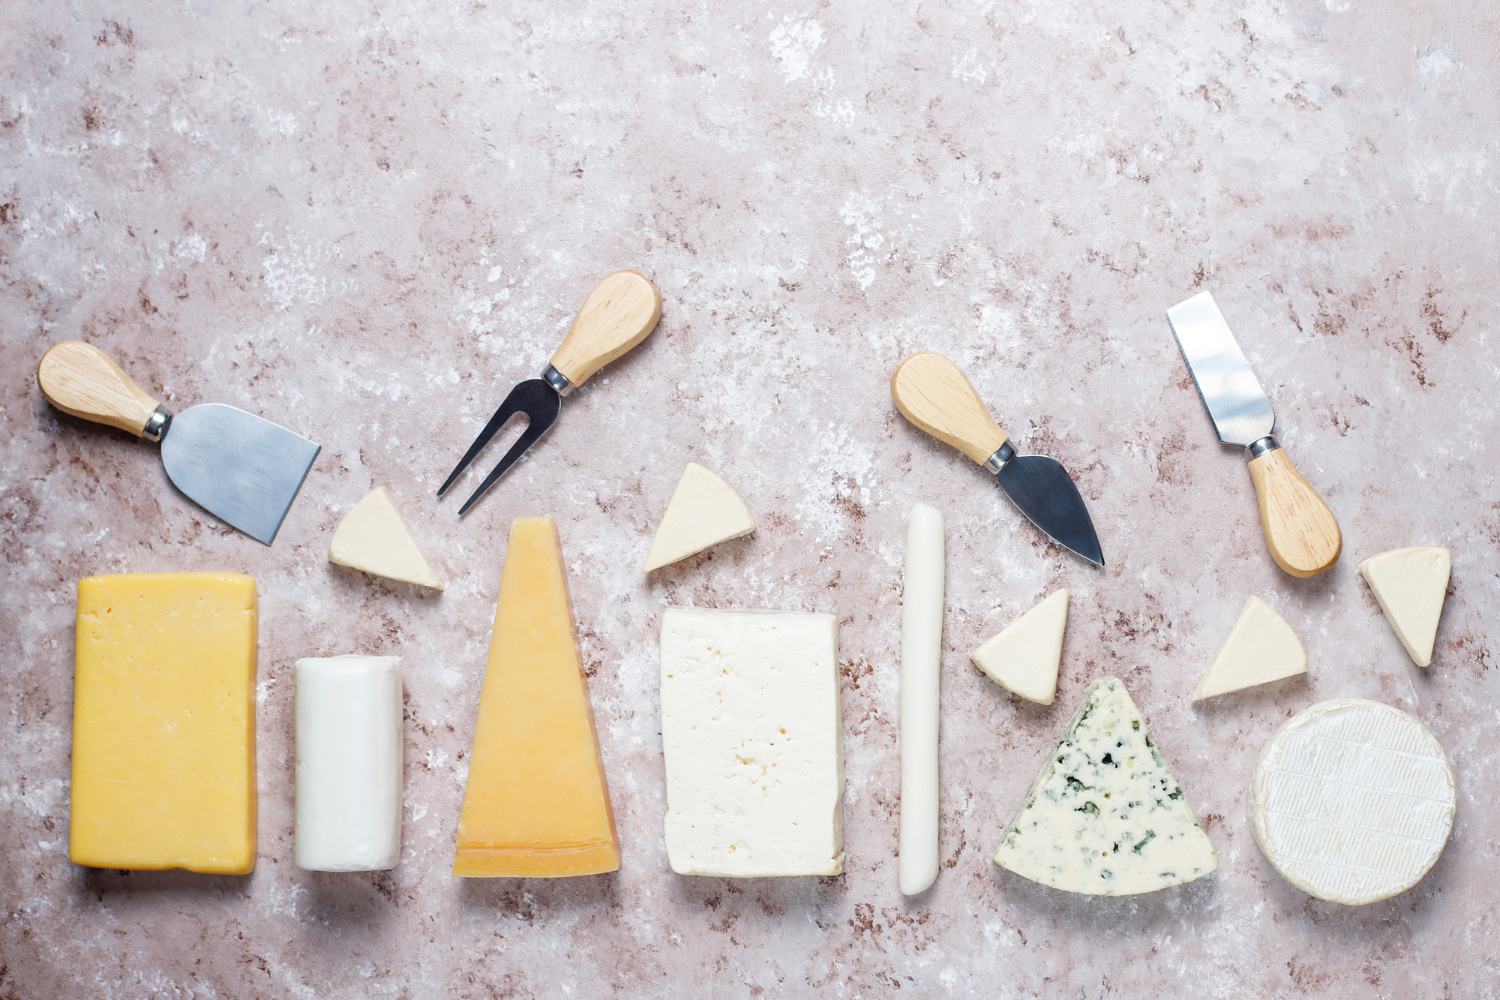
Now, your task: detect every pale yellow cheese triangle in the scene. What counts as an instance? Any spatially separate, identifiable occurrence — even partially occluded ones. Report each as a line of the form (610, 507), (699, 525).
(329, 488), (444, 590)
(970, 590), (1068, 705)
(1192, 596), (1307, 701)
(643, 462), (755, 572)
(1360, 547), (1451, 668)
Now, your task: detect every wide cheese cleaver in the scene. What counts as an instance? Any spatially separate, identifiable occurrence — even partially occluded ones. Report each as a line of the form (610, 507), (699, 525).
(891, 352), (1103, 566)
(1165, 291), (1341, 577)
(38, 341), (320, 544)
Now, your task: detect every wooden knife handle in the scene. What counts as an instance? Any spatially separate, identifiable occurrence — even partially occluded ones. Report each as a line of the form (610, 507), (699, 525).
(548, 270), (663, 388)
(891, 352), (1008, 465)
(1247, 445), (1342, 577)
(38, 340), (163, 437)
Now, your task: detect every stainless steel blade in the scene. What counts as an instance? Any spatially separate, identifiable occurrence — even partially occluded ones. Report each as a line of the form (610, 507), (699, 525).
(1165, 291), (1275, 447)
(994, 455), (1104, 566)
(160, 403), (320, 544)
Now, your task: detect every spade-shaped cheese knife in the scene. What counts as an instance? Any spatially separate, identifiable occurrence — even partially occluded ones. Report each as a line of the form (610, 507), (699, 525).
(891, 352), (1104, 566)
(38, 341), (320, 544)
(439, 270), (662, 514)
(1165, 290), (1341, 578)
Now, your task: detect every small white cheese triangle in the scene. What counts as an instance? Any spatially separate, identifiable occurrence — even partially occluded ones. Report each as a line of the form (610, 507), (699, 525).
(643, 463), (755, 572)
(1360, 546), (1451, 667)
(329, 488), (444, 590)
(970, 590), (1068, 705)
(993, 676), (1218, 895)
(1191, 596), (1307, 701)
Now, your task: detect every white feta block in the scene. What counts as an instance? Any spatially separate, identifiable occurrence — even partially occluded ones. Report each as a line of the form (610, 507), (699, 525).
(659, 607), (843, 877)
(295, 655), (404, 872)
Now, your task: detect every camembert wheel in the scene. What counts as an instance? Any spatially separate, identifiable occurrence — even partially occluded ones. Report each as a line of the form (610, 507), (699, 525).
(1249, 698), (1455, 905)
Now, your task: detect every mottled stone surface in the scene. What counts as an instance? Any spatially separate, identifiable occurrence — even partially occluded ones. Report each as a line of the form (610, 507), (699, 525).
(2, 1), (1498, 996)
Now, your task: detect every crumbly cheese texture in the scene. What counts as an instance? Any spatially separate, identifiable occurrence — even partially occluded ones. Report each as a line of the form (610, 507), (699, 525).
(1250, 699), (1455, 905)
(71, 573), (258, 874)
(993, 676), (1217, 895)
(643, 463), (755, 572)
(970, 590), (1068, 705)
(1192, 595), (1307, 700)
(329, 487), (444, 589)
(454, 517), (619, 877)
(295, 655), (404, 872)
(1359, 547), (1451, 667)
(660, 607), (844, 876)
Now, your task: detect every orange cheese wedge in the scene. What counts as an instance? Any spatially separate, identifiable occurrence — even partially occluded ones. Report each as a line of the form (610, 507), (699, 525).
(453, 517), (620, 877)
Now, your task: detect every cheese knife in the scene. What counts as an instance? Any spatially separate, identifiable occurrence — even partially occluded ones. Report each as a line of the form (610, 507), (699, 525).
(1165, 290), (1341, 577)
(891, 352), (1103, 566)
(438, 270), (662, 515)
(38, 341), (320, 544)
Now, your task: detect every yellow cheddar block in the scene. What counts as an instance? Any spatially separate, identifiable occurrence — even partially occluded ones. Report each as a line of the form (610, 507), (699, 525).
(70, 573), (258, 874)
(453, 517), (619, 877)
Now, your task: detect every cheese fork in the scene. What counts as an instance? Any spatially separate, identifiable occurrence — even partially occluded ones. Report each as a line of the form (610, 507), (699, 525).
(439, 270), (661, 514)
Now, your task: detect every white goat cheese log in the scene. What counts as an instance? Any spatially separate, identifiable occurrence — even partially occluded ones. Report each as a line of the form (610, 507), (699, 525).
(295, 655), (404, 871)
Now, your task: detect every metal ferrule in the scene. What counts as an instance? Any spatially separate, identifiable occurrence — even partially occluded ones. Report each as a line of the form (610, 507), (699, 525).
(983, 441), (1017, 475)
(542, 364), (574, 397)
(142, 405), (172, 443)
(1246, 435), (1281, 461)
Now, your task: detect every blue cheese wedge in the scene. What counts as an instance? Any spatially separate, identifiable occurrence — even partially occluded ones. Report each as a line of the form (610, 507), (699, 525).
(993, 676), (1217, 895)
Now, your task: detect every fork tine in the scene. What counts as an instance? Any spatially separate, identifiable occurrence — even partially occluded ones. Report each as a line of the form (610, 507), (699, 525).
(438, 384), (530, 497)
(442, 378), (561, 511)
(456, 414), (554, 515)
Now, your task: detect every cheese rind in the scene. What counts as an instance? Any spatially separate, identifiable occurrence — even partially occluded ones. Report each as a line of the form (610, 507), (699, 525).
(329, 487), (444, 590)
(993, 677), (1217, 895)
(295, 655), (404, 872)
(1359, 547), (1451, 667)
(1250, 699), (1455, 905)
(1192, 595), (1307, 700)
(899, 503), (944, 896)
(453, 517), (619, 877)
(643, 463), (755, 571)
(660, 607), (844, 877)
(70, 573), (257, 874)
(970, 590), (1069, 705)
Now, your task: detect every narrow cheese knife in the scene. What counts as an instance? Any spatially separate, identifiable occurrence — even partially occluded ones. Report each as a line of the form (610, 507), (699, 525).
(439, 270), (662, 514)
(1165, 290), (1341, 577)
(38, 341), (320, 544)
(891, 352), (1103, 566)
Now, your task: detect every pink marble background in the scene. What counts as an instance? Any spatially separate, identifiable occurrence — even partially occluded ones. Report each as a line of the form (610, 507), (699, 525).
(2, 1), (1498, 996)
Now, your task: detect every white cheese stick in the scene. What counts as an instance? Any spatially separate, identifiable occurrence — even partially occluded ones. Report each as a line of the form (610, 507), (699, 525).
(295, 655), (404, 872)
(899, 503), (944, 895)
